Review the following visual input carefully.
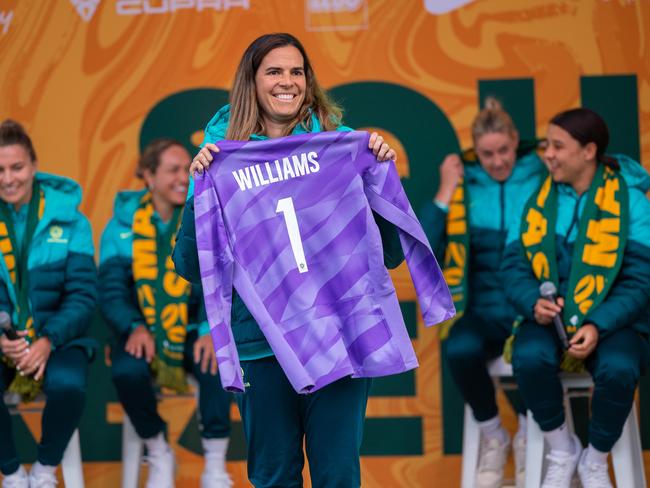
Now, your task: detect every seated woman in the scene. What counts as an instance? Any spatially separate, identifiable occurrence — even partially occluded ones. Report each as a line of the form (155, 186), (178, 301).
(502, 108), (650, 488)
(0, 119), (97, 488)
(99, 139), (232, 488)
(421, 97), (544, 488)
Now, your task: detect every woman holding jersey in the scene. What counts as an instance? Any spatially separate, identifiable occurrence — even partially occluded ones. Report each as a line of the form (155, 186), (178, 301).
(174, 33), (403, 487)
(502, 108), (650, 488)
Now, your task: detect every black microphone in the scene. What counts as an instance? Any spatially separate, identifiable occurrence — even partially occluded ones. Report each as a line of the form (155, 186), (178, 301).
(539, 281), (570, 350)
(0, 311), (18, 341)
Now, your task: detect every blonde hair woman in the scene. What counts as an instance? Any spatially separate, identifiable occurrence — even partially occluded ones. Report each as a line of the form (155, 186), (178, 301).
(420, 98), (545, 487)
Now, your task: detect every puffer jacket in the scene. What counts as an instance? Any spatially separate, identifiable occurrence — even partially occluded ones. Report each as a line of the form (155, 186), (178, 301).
(98, 189), (208, 339)
(0, 173), (97, 352)
(420, 150), (545, 331)
(501, 155), (650, 338)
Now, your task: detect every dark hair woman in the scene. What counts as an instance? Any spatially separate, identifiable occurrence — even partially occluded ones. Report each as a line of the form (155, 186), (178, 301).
(421, 97), (546, 487)
(501, 108), (650, 488)
(173, 33), (403, 487)
(98, 138), (233, 488)
(0, 120), (97, 487)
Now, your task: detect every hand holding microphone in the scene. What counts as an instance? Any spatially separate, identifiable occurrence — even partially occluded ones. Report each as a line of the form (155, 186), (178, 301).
(0, 311), (30, 361)
(537, 282), (570, 350)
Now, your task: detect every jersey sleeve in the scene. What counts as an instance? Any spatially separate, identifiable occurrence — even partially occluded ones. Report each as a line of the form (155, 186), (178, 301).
(194, 170), (244, 392)
(359, 151), (456, 326)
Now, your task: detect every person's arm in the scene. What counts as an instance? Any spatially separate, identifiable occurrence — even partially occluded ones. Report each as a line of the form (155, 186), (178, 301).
(98, 218), (145, 338)
(419, 154), (464, 260)
(172, 197), (202, 284)
(584, 191), (650, 337)
(419, 202), (448, 261)
(39, 214), (97, 347)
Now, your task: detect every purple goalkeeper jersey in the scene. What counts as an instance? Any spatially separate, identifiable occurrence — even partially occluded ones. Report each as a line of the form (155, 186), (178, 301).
(194, 130), (454, 393)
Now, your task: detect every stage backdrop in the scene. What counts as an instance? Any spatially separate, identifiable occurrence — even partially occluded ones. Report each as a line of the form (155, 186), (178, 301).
(1, 0), (649, 486)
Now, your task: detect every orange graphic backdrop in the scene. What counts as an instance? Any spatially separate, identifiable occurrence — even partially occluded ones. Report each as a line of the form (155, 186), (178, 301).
(1, 1), (649, 486)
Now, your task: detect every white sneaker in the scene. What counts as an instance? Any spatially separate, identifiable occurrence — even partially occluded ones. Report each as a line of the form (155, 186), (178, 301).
(1, 466), (29, 488)
(513, 431), (526, 488)
(475, 434), (510, 488)
(144, 447), (176, 488)
(577, 449), (613, 488)
(27, 469), (57, 488)
(200, 469), (234, 488)
(541, 434), (582, 488)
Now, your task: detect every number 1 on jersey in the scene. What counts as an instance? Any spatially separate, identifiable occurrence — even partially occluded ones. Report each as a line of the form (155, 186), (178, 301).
(276, 197), (308, 273)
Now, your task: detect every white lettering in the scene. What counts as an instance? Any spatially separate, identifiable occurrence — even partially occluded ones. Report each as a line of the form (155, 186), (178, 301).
(255, 165), (270, 186)
(170, 0), (195, 12)
(250, 164), (260, 186)
(265, 162), (280, 183)
(273, 160), (284, 181)
(292, 153), (310, 176)
(116, 0), (250, 15)
(0, 11), (13, 35)
(308, 0), (362, 13)
(307, 151), (320, 172)
(233, 152), (320, 191)
(144, 0), (168, 14)
(282, 157), (295, 179)
(116, 0), (141, 15)
(232, 167), (253, 191)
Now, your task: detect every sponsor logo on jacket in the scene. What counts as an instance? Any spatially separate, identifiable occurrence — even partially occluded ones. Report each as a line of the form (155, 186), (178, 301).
(47, 226), (68, 244)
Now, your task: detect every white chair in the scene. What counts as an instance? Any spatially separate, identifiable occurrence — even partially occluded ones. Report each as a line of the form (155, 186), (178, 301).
(5, 392), (85, 487)
(121, 414), (144, 488)
(461, 356), (516, 488)
(524, 373), (647, 488)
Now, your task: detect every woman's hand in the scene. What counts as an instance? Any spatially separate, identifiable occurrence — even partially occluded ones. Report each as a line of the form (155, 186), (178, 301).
(193, 334), (218, 376)
(190, 143), (220, 177)
(567, 324), (599, 359)
(369, 132), (397, 162)
(125, 325), (155, 363)
(434, 154), (464, 206)
(15, 337), (52, 381)
(0, 330), (29, 362)
(534, 296), (564, 325)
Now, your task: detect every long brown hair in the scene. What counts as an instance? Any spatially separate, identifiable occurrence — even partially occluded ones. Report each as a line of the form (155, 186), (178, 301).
(227, 33), (342, 140)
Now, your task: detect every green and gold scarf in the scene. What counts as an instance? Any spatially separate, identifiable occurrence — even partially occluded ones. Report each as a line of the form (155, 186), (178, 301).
(0, 182), (45, 401)
(439, 178), (469, 339)
(514, 163), (628, 370)
(132, 192), (191, 393)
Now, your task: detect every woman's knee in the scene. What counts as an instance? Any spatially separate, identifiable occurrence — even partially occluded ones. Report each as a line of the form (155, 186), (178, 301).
(110, 352), (150, 386)
(445, 328), (485, 367)
(44, 371), (87, 398)
(592, 356), (640, 395)
(512, 336), (558, 377)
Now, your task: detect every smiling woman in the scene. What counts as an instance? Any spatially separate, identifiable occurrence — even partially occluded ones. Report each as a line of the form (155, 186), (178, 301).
(172, 32), (403, 488)
(97, 137), (234, 488)
(0, 119), (98, 486)
(0, 123), (37, 208)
